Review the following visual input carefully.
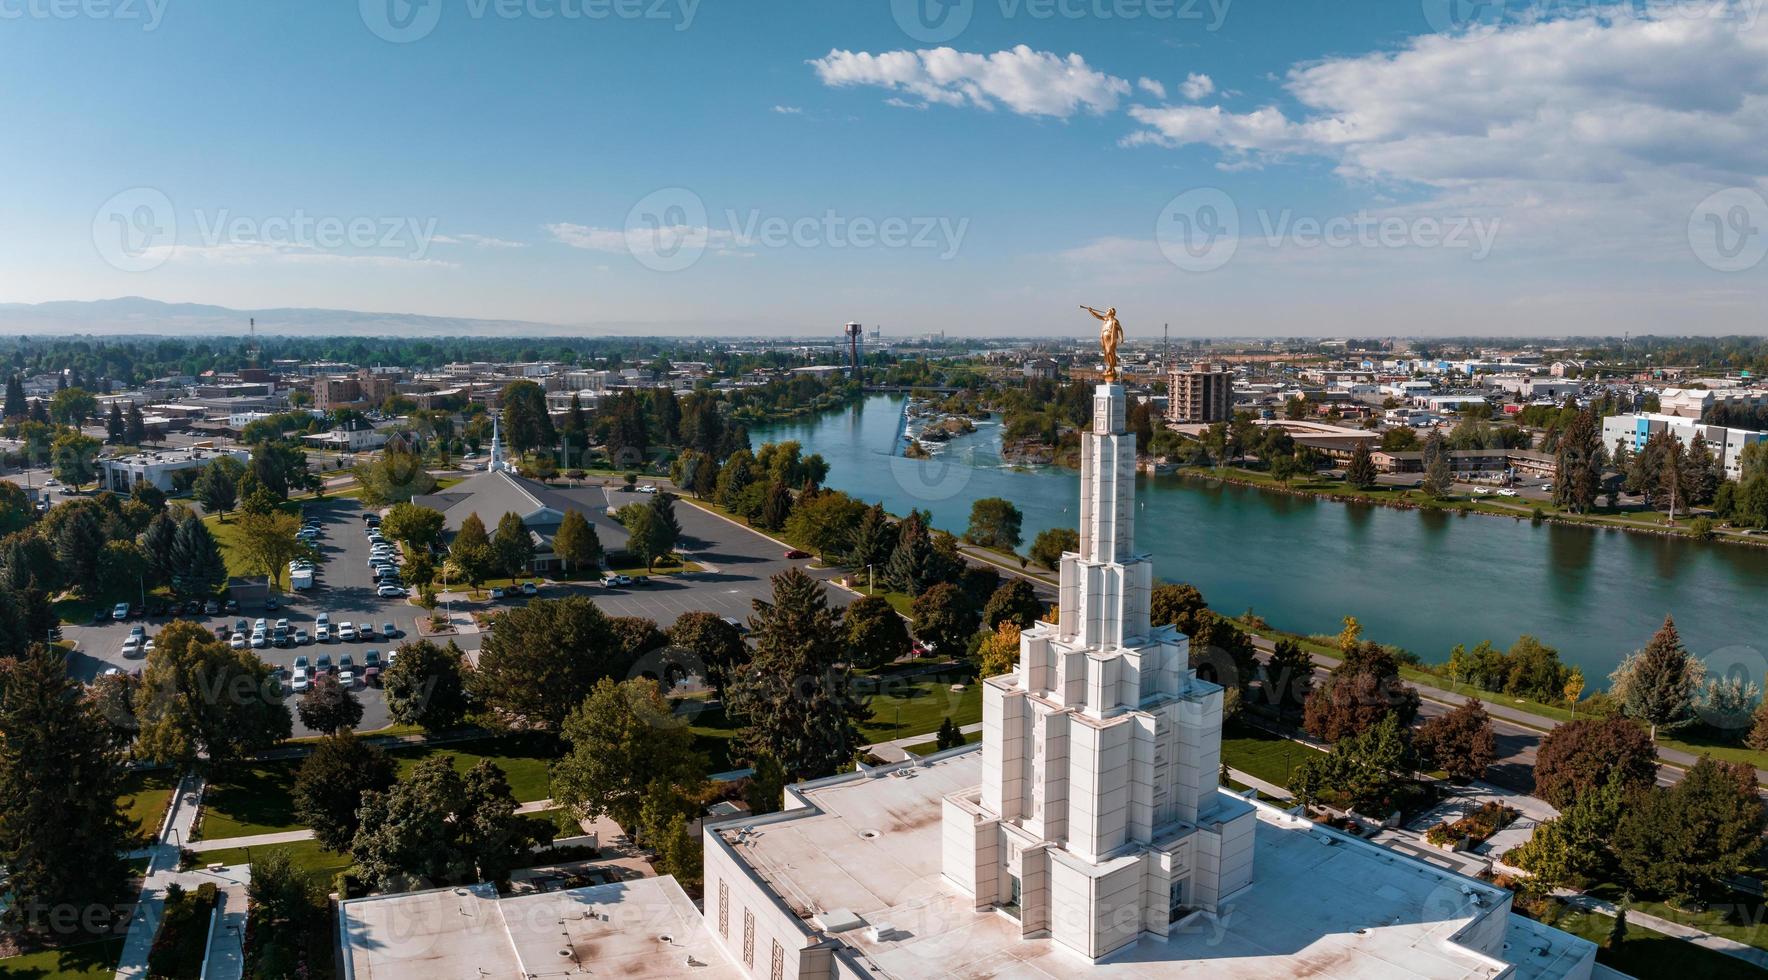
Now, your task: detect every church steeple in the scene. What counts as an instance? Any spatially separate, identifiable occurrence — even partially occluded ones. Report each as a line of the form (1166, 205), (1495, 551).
(487, 415), (514, 473)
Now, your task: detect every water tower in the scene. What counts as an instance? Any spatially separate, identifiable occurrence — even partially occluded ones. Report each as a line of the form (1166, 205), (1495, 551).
(843, 322), (864, 376)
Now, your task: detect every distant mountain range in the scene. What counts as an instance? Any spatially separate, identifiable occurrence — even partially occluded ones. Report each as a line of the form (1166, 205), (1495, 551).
(0, 297), (580, 337)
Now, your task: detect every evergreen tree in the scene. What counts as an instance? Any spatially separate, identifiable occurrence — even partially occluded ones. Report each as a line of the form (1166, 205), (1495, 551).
(883, 511), (944, 596)
(194, 460), (238, 518)
(845, 503), (895, 570)
(170, 512), (227, 598)
(648, 490), (683, 541)
(758, 479), (793, 530)
(1686, 431), (1720, 506)
(1263, 638), (1315, 715)
(619, 502), (674, 571)
(1344, 441), (1378, 490)
(125, 402), (146, 445)
(728, 568), (869, 778)
(2, 374), (25, 420)
(1614, 758), (1765, 902)
(551, 508), (603, 574)
(935, 716), (962, 751)
(105, 402), (125, 443)
(843, 595), (911, 669)
(0, 646), (132, 938)
(490, 511), (534, 578)
(498, 380), (555, 455)
(1607, 897), (1629, 949)
(52, 506), (105, 593)
(1554, 408), (1606, 513)
(1421, 429), (1452, 498)
(1610, 615), (1705, 738)
(448, 512), (494, 588)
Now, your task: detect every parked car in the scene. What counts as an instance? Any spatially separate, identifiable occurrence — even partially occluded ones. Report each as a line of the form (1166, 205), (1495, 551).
(358, 623), (376, 640)
(520, 582), (539, 596)
(316, 654), (334, 675)
(120, 637), (142, 658)
(604, 574), (633, 587)
(254, 618), (268, 633)
(224, 599), (239, 614)
(265, 596), (281, 611)
(315, 612), (331, 628)
(338, 655), (356, 686)
(316, 623), (332, 642)
(130, 603), (145, 618)
(274, 618), (291, 635)
(377, 584), (406, 598)
(229, 633), (246, 650)
(294, 655), (310, 672)
(382, 622), (400, 638)
(338, 623), (357, 642)
(291, 668), (310, 693)
(204, 600), (220, 615)
(489, 587), (506, 600)
(112, 602), (130, 621)
(1472, 487), (1491, 495)
(783, 549), (810, 559)
(234, 618), (249, 635)
(294, 628), (311, 645)
(1498, 488), (1519, 497)
(250, 630), (267, 648)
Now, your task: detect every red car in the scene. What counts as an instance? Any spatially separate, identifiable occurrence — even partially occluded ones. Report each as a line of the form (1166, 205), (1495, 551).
(783, 549), (810, 560)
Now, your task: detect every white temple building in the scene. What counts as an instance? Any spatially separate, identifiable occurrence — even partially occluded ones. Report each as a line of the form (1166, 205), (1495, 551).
(336, 382), (1605, 980)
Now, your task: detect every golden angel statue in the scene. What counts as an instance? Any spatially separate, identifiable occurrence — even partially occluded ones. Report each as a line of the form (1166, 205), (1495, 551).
(1081, 305), (1123, 382)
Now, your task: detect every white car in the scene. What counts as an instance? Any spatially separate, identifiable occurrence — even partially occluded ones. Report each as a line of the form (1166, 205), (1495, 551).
(377, 584), (407, 598)
(253, 617), (268, 633)
(315, 623), (332, 642)
(1472, 487), (1491, 495)
(291, 668), (310, 693)
(229, 634), (246, 650)
(1497, 488), (1519, 497)
(120, 637), (142, 658)
(338, 622), (358, 641)
(112, 602), (130, 621)
(250, 630), (267, 648)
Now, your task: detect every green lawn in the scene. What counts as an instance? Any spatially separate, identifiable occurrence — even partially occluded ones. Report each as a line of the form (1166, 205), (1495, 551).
(854, 668), (981, 743)
(194, 758), (304, 841)
(1537, 899), (1768, 980)
(387, 735), (556, 803)
(0, 939), (125, 980)
(118, 768), (179, 839)
(1220, 721), (1319, 791)
(198, 836), (351, 888)
(1587, 884), (1768, 953)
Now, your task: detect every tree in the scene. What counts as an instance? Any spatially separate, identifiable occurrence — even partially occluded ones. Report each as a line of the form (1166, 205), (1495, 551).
(472, 596), (631, 732)
(234, 510), (313, 591)
(291, 732), (396, 851)
(1287, 714), (1413, 813)
(249, 440), (312, 500)
(1421, 429), (1452, 498)
(125, 402), (147, 446)
(0, 646), (132, 937)
(1149, 582), (1208, 636)
(379, 502), (446, 552)
(757, 479), (793, 530)
(382, 639), (471, 732)
(1532, 716), (1657, 808)
(1613, 757), (1765, 902)
(248, 847), (317, 934)
(1413, 698), (1497, 782)
(743, 754), (787, 815)
(48, 387), (97, 427)
(297, 673), (363, 735)
(653, 813), (701, 889)
(935, 716), (963, 751)
(727, 568), (869, 779)
(354, 447), (437, 505)
(1026, 526), (1077, 570)
(1380, 426), (1420, 451)
(491, 511), (534, 578)
(884, 511), (955, 596)
(51, 504), (105, 593)
(0, 481), (31, 537)
(911, 581), (980, 657)
(193, 458), (239, 518)
(667, 611), (748, 700)
(1344, 441), (1377, 490)
(552, 678), (708, 836)
(977, 621), (1021, 679)
(982, 579), (1042, 631)
(965, 497), (1023, 551)
(50, 431), (100, 489)
(1302, 642), (1421, 743)
(2, 374), (25, 420)
(134, 621), (291, 765)
(835, 595), (905, 670)
(552, 508), (603, 574)
(1263, 638), (1315, 715)
(1511, 772), (1627, 887)
(105, 402), (125, 443)
(618, 502), (669, 571)
(448, 512), (494, 589)
(499, 380), (555, 455)
(1610, 615), (1705, 738)
(351, 756), (550, 892)
(169, 512), (227, 599)
(1607, 898), (1629, 949)
(1554, 408), (1606, 513)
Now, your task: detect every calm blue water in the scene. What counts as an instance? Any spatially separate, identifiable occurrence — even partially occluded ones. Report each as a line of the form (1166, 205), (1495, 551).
(756, 395), (1768, 684)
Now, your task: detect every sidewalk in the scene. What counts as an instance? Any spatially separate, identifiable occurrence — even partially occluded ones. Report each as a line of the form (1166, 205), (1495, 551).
(187, 799), (560, 853)
(114, 772), (205, 980)
(1557, 890), (1768, 971)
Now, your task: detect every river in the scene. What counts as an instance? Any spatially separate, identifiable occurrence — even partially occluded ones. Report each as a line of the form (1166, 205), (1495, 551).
(754, 394), (1768, 686)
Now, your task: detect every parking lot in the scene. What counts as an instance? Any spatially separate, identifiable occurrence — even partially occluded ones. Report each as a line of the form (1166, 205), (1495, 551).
(62, 485), (858, 737)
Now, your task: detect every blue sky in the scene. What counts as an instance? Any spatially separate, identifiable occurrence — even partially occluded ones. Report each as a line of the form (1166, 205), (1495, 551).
(2, 0), (1765, 337)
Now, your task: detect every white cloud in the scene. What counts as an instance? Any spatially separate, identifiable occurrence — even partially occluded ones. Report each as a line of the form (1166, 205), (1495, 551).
(433, 232), (527, 248)
(771, 104), (803, 114)
(809, 45), (1130, 118)
(545, 223), (629, 252)
(1136, 76), (1167, 100)
(545, 221), (742, 259)
(139, 242), (454, 269)
(1179, 72), (1214, 100)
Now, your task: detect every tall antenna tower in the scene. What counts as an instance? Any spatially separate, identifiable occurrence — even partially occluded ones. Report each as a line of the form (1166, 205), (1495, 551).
(247, 317), (260, 367)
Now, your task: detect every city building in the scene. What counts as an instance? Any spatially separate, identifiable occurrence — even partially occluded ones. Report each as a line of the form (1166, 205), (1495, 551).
(409, 466), (627, 574)
(1658, 386), (1768, 420)
(313, 370), (397, 413)
(98, 446), (250, 494)
(1602, 412), (1768, 480)
(1165, 362), (1233, 423)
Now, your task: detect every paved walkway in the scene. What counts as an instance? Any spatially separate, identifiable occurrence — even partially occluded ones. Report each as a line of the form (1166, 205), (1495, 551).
(187, 799), (560, 853)
(114, 772), (204, 980)
(1558, 890), (1768, 970)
